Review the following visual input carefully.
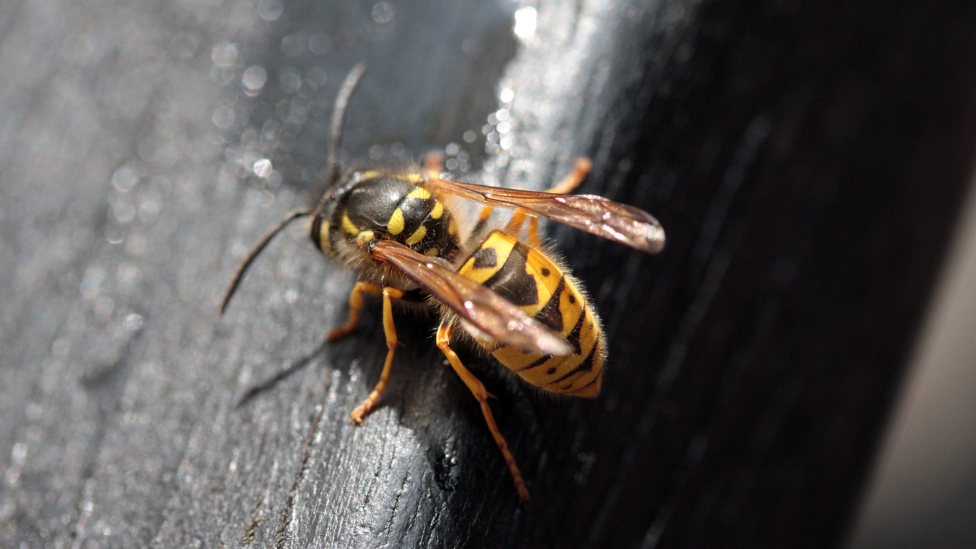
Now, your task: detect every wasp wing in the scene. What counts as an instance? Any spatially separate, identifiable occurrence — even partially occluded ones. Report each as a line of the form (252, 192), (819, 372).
(425, 177), (666, 254)
(370, 240), (573, 356)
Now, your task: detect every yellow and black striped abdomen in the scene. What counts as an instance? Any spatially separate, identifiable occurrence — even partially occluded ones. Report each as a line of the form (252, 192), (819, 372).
(457, 231), (605, 398)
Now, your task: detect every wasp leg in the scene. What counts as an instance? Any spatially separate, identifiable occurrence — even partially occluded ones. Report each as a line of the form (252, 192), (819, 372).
(547, 157), (591, 195)
(505, 158), (592, 243)
(350, 286), (406, 424)
(422, 151), (444, 176)
(503, 210), (528, 236)
(527, 217), (543, 249)
(436, 321), (531, 503)
(466, 206), (495, 248)
(477, 206), (493, 224)
(520, 157), (593, 246)
(327, 282), (384, 341)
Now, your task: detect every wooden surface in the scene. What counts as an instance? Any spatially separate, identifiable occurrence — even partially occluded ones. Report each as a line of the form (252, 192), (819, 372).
(2, 0), (976, 547)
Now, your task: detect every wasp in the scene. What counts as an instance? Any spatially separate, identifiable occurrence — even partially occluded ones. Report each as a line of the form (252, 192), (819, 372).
(221, 63), (665, 503)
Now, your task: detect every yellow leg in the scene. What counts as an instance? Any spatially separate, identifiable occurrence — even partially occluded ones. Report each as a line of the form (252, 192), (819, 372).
(350, 287), (406, 424)
(467, 206), (496, 248)
(436, 321), (531, 503)
(504, 210), (528, 235)
(423, 151), (444, 177)
(528, 217), (542, 249)
(477, 206), (494, 224)
(506, 158), (591, 243)
(546, 157), (591, 195)
(327, 282), (384, 341)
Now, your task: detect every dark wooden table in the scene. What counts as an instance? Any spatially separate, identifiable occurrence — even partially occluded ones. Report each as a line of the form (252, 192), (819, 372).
(2, 0), (975, 547)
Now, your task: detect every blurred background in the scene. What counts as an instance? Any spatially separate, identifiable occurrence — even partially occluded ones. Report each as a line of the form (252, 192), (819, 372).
(847, 172), (976, 547)
(1, 0), (975, 547)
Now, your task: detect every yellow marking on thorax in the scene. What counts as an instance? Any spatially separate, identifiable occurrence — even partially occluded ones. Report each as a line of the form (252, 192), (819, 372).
(406, 187), (432, 200)
(430, 201), (444, 219)
(356, 170), (422, 184)
(448, 219), (458, 236)
(388, 208), (405, 235)
(424, 247), (440, 257)
(356, 230), (374, 247)
(405, 225), (427, 245)
(341, 213), (358, 235)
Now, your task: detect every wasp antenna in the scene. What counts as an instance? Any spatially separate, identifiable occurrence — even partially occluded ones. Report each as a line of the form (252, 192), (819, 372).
(322, 62), (368, 194)
(220, 210), (313, 314)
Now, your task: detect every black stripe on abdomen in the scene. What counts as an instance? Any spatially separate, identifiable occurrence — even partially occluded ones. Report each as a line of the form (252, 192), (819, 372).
(533, 276), (566, 333)
(552, 341), (599, 385)
(482, 240), (539, 307)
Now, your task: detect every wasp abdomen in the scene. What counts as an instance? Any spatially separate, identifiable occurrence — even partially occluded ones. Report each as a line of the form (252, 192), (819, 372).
(458, 231), (605, 398)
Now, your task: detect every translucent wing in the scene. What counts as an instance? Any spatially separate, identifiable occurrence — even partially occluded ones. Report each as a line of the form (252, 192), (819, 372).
(370, 240), (573, 356)
(425, 177), (666, 254)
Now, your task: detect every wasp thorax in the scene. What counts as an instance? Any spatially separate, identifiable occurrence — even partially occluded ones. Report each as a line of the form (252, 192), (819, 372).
(311, 170), (462, 265)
